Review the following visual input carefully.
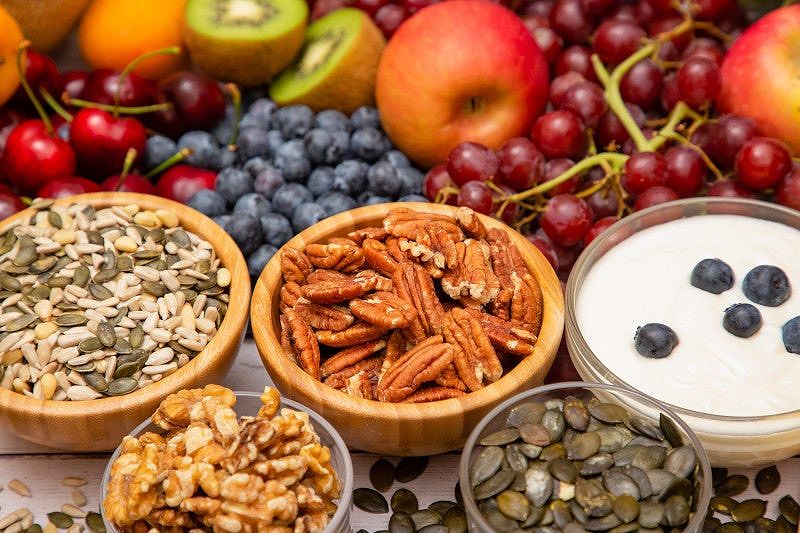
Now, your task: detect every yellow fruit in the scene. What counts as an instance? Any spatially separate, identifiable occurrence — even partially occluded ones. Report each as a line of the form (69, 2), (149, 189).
(78, 0), (189, 80)
(0, 0), (90, 53)
(0, 4), (23, 107)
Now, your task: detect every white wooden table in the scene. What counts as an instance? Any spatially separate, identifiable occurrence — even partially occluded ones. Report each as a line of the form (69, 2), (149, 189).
(1, 340), (798, 532)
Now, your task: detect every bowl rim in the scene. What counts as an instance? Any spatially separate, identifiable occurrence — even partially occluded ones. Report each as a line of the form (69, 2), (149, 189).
(566, 196), (800, 423)
(99, 390), (355, 533)
(458, 380), (713, 533)
(251, 201), (565, 418)
(0, 192), (251, 416)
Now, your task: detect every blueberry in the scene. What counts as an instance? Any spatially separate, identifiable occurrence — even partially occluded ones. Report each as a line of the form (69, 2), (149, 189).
(237, 127), (272, 160)
(209, 148), (238, 171)
(247, 244), (279, 277)
(361, 194), (392, 206)
(781, 316), (800, 354)
(265, 130), (284, 154)
(272, 183), (313, 217)
(212, 118), (234, 146)
(178, 131), (217, 168)
(225, 213), (263, 255)
(350, 127), (389, 162)
(234, 193), (272, 219)
(144, 135), (177, 170)
(317, 191), (357, 216)
(213, 214), (232, 229)
(304, 128), (348, 166)
(332, 160), (369, 196)
(248, 98), (277, 123)
(215, 168), (254, 204)
(274, 139), (311, 182)
(722, 303), (762, 338)
(243, 156), (271, 178)
(292, 202), (327, 232)
(260, 213), (294, 247)
(382, 149), (410, 168)
(398, 194), (429, 203)
(274, 105), (314, 138)
(742, 265), (791, 307)
(367, 161), (401, 197)
(307, 167), (335, 197)
(187, 189), (227, 217)
(350, 106), (380, 129)
(315, 109), (352, 132)
(397, 167), (424, 196)
(634, 323), (678, 358)
(690, 258), (734, 294)
(253, 167), (285, 198)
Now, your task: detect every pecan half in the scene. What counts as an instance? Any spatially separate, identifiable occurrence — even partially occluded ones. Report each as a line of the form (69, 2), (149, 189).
(323, 357), (382, 391)
(306, 269), (350, 284)
(349, 291), (417, 329)
(362, 239), (399, 276)
(283, 309), (321, 380)
(294, 299), (354, 331)
(281, 248), (312, 284)
(386, 237), (411, 264)
(376, 335), (454, 402)
(385, 208), (463, 269)
(487, 228), (543, 333)
(306, 242), (364, 272)
(321, 339), (387, 378)
(443, 308), (502, 392)
(280, 281), (303, 311)
(434, 364), (468, 391)
(464, 308), (537, 356)
(316, 321), (387, 347)
(441, 239), (500, 305)
(301, 279), (366, 304)
(384, 330), (407, 364)
(455, 207), (488, 240)
(353, 269), (393, 292)
(402, 386), (465, 403)
(348, 227), (389, 244)
(392, 263), (445, 342)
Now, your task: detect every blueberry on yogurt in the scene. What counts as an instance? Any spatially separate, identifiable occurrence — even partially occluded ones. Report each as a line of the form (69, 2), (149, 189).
(782, 316), (800, 354)
(634, 323), (678, 358)
(742, 265), (791, 307)
(722, 303), (762, 338)
(690, 258), (734, 294)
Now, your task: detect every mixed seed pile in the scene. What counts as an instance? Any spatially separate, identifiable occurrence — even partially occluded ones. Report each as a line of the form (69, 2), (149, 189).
(0, 200), (229, 400)
(466, 393), (702, 532)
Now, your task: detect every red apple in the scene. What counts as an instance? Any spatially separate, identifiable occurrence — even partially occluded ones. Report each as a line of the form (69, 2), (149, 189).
(719, 5), (800, 153)
(375, 0), (549, 168)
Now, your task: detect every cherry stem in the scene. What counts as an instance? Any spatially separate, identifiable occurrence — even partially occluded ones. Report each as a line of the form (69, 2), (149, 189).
(40, 88), (73, 123)
(16, 41), (53, 135)
(114, 148), (138, 192)
(145, 148), (192, 178)
(225, 83), (242, 150)
(20, 196), (32, 206)
(113, 46), (181, 115)
(63, 93), (173, 115)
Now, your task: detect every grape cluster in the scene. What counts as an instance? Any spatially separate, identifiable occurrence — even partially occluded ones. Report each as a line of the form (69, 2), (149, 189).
(424, 0), (800, 277)
(173, 100), (425, 279)
(311, 0), (436, 38)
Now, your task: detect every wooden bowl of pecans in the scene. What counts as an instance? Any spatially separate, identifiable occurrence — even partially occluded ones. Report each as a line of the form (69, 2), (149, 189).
(251, 202), (564, 456)
(0, 192), (250, 451)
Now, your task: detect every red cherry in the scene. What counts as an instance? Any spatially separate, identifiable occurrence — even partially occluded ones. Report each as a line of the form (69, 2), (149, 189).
(80, 68), (157, 107)
(10, 49), (60, 110)
(525, 234), (559, 270)
(149, 71), (226, 138)
(374, 5), (408, 38)
(496, 137), (545, 191)
(634, 185), (679, 210)
(2, 120), (76, 194)
(584, 215), (618, 246)
(101, 173), (157, 194)
(423, 163), (457, 204)
(447, 142), (499, 186)
(60, 71), (89, 102)
(156, 165), (216, 203)
(706, 180), (756, 198)
(540, 193), (593, 246)
(622, 152), (668, 196)
(69, 108), (147, 177)
(776, 169), (800, 210)
(734, 137), (792, 190)
(456, 180), (493, 214)
(37, 176), (103, 198)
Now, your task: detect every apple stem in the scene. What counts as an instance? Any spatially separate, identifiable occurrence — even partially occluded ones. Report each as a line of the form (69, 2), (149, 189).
(40, 88), (73, 123)
(16, 41), (54, 136)
(225, 83), (242, 150)
(113, 46), (182, 116)
(62, 93), (173, 115)
(113, 148), (138, 192)
(145, 148), (192, 179)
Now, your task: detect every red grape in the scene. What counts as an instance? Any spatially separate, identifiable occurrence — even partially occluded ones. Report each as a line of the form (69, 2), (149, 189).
(534, 227), (582, 271)
(532, 27), (564, 63)
(677, 57), (721, 109)
(374, 5), (408, 37)
(689, 122), (718, 158)
(549, 0), (592, 43)
(561, 81), (607, 129)
(457, 180), (493, 214)
(526, 234), (560, 270)
(712, 114), (757, 168)
(635, 185), (679, 210)
(620, 59), (663, 110)
(586, 187), (620, 219)
(596, 103), (646, 148)
(776, 169), (800, 210)
(622, 152), (669, 196)
(545, 158), (582, 195)
(632, 0), (654, 24)
(550, 71), (586, 107)
(665, 145), (707, 196)
(531, 110), (586, 159)
(682, 37), (725, 65)
(497, 137), (545, 191)
(423, 164), (456, 204)
(649, 16), (691, 50)
(593, 20), (646, 66)
(707, 180), (756, 198)
(660, 71), (680, 111)
(645, 0), (674, 14)
(523, 0), (554, 17)
(656, 40), (680, 62)
(582, 0), (614, 15)
(493, 185), (520, 225)
(694, 0), (736, 21)
(447, 142), (499, 186)
(540, 194), (593, 246)
(735, 137), (792, 190)
(555, 45), (597, 81)
(402, 0), (436, 13)
(353, 0), (388, 16)
(584, 216), (618, 246)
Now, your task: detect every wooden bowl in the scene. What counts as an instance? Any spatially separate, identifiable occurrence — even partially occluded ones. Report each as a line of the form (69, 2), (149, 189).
(0, 192), (250, 451)
(251, 202), (564, 456)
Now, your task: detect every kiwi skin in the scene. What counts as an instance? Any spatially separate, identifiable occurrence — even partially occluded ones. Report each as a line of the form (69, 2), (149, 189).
(270, 9), (385, 114)
(183, 0), (308, 87)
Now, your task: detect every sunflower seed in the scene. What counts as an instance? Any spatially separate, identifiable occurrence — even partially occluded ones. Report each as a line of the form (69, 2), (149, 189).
(8, 479), (31, 496)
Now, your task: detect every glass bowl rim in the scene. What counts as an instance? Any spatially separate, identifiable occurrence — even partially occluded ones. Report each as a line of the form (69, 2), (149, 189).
(99, 390), (354, 533)
(566, 197), (800, 423)
(458, 380), (713, 533)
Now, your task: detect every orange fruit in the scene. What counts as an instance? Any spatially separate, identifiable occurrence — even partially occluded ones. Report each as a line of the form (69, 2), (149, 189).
(0, 4), (23, 106)
(78, 0), (189, 80)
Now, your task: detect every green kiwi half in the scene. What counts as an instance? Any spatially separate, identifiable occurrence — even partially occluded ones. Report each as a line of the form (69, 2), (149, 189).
(183, 0), (308, 87)
(269, 8), (385, 113)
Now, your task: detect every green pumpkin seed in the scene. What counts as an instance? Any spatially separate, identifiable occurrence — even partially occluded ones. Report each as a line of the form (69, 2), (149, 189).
(13, 246), (37, 267)
(0, 231), (17, 255)
(717, 523), (746, 533)
(106, 377), (138, 396)
(711, 496), (739, 515)
(732, 499), (767, 523)
(428, 501), (455, 517)
(115, 255), (133, 272)
(47, 276), (71, 288)
(417, 525), (448, 533)
(132, 249), (161, 260)
(602, 470), (640, 500)
(663, 446), (696, 478)
(540, 442), (566, 460)
(67, 361), (96, 372)
(664, 495), (690, 527)
(586, 513), (622, 531)
(613, 494), (639, 523)
(524, 464), (553, 508)
(85, 512), (106, 533)
(88, 283), (113, 301)
(659, 414), (683, 447)
(473, 469), (515, 500)
(551, 499), (572, 528)
(55, 313), (87, 327)
(96, 321), (116, 347)
(370, 458), (395, 493)
(113, 338), (131, 354)
(73, 266), (90, 287)
(631, 445), (667, 471)
(705, 516), (723, 533)
(620, 465), (652, 499)
(388, 511), (415, 533)
(637, 501), (664, 529)
(93, 269), (119, 283)
(112, 362), (140, 379)
(27, 285), (51, 303)
(779, 495), (799, 525)
(563, 395), (590, 430)
(520, 423), (552, 446)
(170, 229), (191, 248)
(47, 210), (62, 228)
(660, 477), (693, 502)
(141, 280), (167, 297)
(0, 272), (20, 291)
(85, 231), (103, 245)
(411, 509), (442, 530)
(146, 228), (165, 242)
(505, 444), (528, 472)
(443, 506), (467, 533)
(47, 512), (74, 529)
(79, 337), (103, 353)
(776, 516), (795, 533)
(567, 431), (601, 460)
(25, 525), (42, 533)
(129, 325), (144, 348)
(353, 487), (388, 514)
(169, 339), (195, 355)
(549, 457), (578, 484)
(29, 256), (57, 274)
(755, 465), (780, 495)
(394, 456), (428, 483)
(542, 408), (565, 441)
(581, 453), (614, 476)
(507, 401), (546, 427)
(391, 488), (418, 515)
(4, 314), (37, 332)
(84, 372), (108, 392)
(589, 402), (628, 424)
(480, 427), (520, 446)
(716, 475), (749, 498)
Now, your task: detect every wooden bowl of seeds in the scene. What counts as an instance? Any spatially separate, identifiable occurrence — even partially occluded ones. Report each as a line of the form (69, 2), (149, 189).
(251, 202), (565, 456)
(0, 192), (250, 451)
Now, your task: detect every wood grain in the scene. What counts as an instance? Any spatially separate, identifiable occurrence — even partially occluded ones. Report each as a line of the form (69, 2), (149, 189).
(251, 202), (565, 456)
(0, 192), (251, 452)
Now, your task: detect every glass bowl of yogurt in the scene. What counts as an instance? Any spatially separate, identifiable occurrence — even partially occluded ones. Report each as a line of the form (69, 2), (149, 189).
(566, 197), (800, 467)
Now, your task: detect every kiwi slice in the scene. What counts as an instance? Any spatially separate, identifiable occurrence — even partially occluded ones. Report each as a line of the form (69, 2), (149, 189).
(184, 0), (308, 87)
(270, 8), (385, 113)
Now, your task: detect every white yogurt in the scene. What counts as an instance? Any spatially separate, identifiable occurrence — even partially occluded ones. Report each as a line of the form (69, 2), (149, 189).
(576, 214), (800, 418)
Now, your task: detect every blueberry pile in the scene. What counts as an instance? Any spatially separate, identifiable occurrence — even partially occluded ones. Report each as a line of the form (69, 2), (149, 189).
(162, 100), (426, 279)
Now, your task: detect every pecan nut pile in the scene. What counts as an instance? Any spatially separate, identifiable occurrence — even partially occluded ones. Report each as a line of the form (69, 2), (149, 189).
(277, 207), (544, 403)
(103, 384), (340, 533)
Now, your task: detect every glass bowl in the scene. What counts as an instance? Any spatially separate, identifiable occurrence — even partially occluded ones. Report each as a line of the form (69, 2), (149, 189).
(100, 391), (354, 533)
(459, 382), (712, 533)
(566, 197), (800, 467)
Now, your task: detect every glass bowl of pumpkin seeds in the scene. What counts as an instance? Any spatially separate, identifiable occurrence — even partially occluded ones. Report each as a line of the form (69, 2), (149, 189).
(459, 381), (712, 533)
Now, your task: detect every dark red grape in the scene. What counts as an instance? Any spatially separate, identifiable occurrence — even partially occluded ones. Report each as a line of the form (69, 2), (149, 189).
(634, 185), (679, 210)
(649, 16), (691, 50)
(447, 142), (499, 186)
(694, 0), (736, 20)
(550, 71), (586, 107)
(493, 184), (520, 225)
(707, 180), (756, 198)
(713, 114), (757, 168)
(593, 20), (646, 66)
(534, 227), (582, 272)
(656, 40), (680, 62)
(586, 187), (620, 219)
(497, 137), (545, 191)
(522, 0), (554, 18)
(423, 163), (456, 204)
(531, 110), (586, 159)
(401, 0), (436, 13)
(555, 45), (597, 81)
(735, 137), (792, 190)
(532, 27), (564, 63)
(677, 57), (721, 109)
(561, 81), (607, 129)
(632, 0), (654, 24)
(621, 127), (656, 155)
(526, 234), (560, 270)
(620, 59), (663, 110)
(540, 194), (593, 246)
(690, 122), (718, 158)
(353, 0), (388, 16)
(645, 0), (674, 14)
(582, 0), (614, 15)
(660, 71), (680, 111)
(374, 5), (408, 37)
(596, 103), (646, 148)
(608, 4), (637, 21)
(545, 158), (581, 195)
(776, 169), (800, 210)
(622, 152), (669, 196)
(549, 0), (592, 43)
(584, 216), (618, 245)
(665, 145), (707, 196)
(457, 180), (493, 214)
(682, 37), (725, 65)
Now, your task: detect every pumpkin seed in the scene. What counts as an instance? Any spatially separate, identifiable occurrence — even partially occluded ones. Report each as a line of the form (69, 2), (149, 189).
(93, 269), (119, 283)
(395, 456), (428, 483)
(411, 509), (442, 530)
(619, 465), (652, 499)
(47, 513), (73, 529)
(589, 402), (628, 424)
(96, 321), (116, 347)
(443, 507), (467, 533)
(470, 446), (503, 486)
(660, 476), (693, 502)
(567, 431), (601, 460)
(370, 458), (395, 492)
(563, 395), (590, 430)
(717, 523), (746, 533)
(755, 517), (778, 532)
(141, 280), (167, 297)
(73, 266), (90, 287)
(88, 284), (113, 301)
(129, 325), (144, 348)
(480, 427), (520, 446)
(391, 488), (418, 515)
(47, 276), (71, 288)
(586, 513), (622, 531)
(113, 338), (131, 354)
(354, 487), (388, 514)
(637, 502), (664, 528)
(613, 494), (639, 523)
(505, 444), (528, 472)
(388, 512), (415, 533)
(428, 501), (455, 517)
(731, 499), (767, 523)
(171, 229), (191, 248)
(659, 413), (683, 448)
(507, 401), (546, 427)
(542, 408), (565, 441)
(776, 516), (795, 533)
(524, 464), (553, 507)
(551, 499), (573, 528)
(0, 232), (17, 255)
(549, 457), (578, 483)
(581, 453), (614, 475)
(29, 256), (57, 274)
(26, 525), (42, 533)
(716, 474), (749, 498)
(540, 442), (566, 460)
(596, 426), (632, 453)
(779, 495), (799, 525)
(647, 469), (677, 498)
(55, 313), (87, 327)
(663, 445), (696, 478)
(474, 469), (515, 500)
(705, 516), (723, 533)
(0, 272), (21, 291)
(711, 496), (739, 515)
(629, 415), (663, 440)
(27, 285), (51, 303)
(630, 445), (667, 471)
(664, 495), (690, 527)
(47, 210), (63, 228)
(85, 513), (105, 533)
(13, 246), (37, 267)
(520, 423), (552, 446)
(84, 372), (108, 392)
(754, 465), (780, 495)
(5, 314), (37, 332)
(602, 470), (640, 499)
(107, 377), (138, 395)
